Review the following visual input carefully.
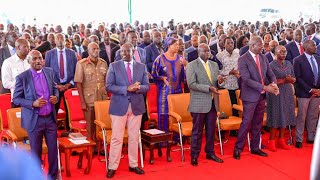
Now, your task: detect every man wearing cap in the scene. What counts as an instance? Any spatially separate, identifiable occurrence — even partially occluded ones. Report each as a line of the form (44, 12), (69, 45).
(110, 34), (120, 45)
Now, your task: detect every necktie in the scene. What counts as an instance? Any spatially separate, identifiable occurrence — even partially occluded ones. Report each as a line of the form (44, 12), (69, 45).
(126, 62), (132, 84)
(204, 62), (212, 83)
(134, 50), (141, 63)
(78, 46), (82, 55)
(59, 51), (65, 79)
(310, 56), (318, 85)
(106, 45), (111, 61)
(308, 35), (312, 40)
(255, 55), (265, 93)
(299, 43), (304, 54)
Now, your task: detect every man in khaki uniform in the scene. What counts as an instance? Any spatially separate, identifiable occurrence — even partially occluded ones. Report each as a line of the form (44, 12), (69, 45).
(74, 42), (108, 140)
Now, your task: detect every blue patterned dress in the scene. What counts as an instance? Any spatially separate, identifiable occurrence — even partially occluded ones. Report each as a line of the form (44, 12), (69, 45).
(266, 60), (295, 128)
(151, 54), (185, 131)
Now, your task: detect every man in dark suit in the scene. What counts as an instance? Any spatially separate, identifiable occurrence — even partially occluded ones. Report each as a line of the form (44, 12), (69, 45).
(114, 30), (146, 64)
(293, 40), (320, 148)
(111, 32), (126, 63)
(145, 31), (163, 72)
(99, 30), (117, 65)
(137, 31), (151, 49)
(187, 35), (222, 69)
(209, 34), (227, 55)
(279, 28), (293, 46)
(285, 29), (304, 64)
(233, 36), (278, 160)
(72, 34), (87, 57)
(13, 50), (59, 180)
(186, 43), (224, 166)
(45, 33), (78, 130)
(303, 23), (320, 46)
(0, 31), (18, 93)
(106, 43), (149, 178)
(265, 40), (279, 63)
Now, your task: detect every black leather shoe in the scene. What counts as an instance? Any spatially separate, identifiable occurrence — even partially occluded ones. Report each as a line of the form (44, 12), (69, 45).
(295, 142), (303, 148)
(206, 154), (224, 163)
(107, 169), (116, 178)
(233, 150), (240, 160)
(251, 149), (268, 157)
(191, 158), (198, 166)
(129, 167), (145, 175)
(306, 140), (314, 144)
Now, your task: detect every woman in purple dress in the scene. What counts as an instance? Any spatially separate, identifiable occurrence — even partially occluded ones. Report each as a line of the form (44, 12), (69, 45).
(151, 37), (187, 131)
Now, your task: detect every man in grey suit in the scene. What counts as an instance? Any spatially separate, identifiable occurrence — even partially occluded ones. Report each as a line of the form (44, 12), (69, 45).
(233, 36), (279, 160)
(106, 43), (149, 178)
(186, 43), (224, 166)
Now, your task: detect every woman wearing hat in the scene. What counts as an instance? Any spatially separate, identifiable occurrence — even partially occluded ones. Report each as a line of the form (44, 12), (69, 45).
(151, 37), (187, 131)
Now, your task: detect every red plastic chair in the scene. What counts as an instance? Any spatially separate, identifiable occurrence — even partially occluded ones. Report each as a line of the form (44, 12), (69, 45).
(64, 88), (86, 133)
(146, 84), (158, 128)
(0, 93), (12, 144)
(56, 98), (66, 127)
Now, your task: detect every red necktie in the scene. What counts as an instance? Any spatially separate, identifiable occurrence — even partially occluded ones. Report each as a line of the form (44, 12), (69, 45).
(255, 55), (265, 93)
(126, 62), (132, 84)
(299, 43), (304, 54)
(134, 50), (141, 63)
(59, 51), (65, 79)
(308, 35), (312, 40)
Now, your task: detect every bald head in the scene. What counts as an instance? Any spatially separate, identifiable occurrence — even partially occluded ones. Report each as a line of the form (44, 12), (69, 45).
(198, 35), (208, 45)
(88, 35), (99, 44)
(28, 50), (44, 70)
(249, 36), (263, 54)
(191, 35), (199, 48)
(269, 40), (279, 53)
(303, 40), (317, 55)
(198, 43), (210, 61)
(15, 38), (30, 58)
(87, 42), (99, 60)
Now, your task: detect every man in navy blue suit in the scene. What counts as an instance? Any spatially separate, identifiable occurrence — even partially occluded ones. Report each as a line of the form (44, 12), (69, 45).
(145, 31), (164, 73)
(285, 29), (304, 64)
(45, 33), (78, 131)
(13, 50), (59, 180)
(293, 40), (320, 148)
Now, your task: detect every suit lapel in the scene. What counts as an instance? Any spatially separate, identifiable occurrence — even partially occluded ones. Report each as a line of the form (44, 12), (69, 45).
(43, 68), (52, 96)
(28, 70), (37, 100)
(132, 61), (138, 83)
(209, 61), (215, 85)
(302, 54), (313, 74)
(65, 49), (71, 81)
(196, 59), (211, 84)
(120, 60), (129, 85)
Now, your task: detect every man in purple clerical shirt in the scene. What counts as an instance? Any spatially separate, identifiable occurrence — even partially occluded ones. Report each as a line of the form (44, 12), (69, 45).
(13, 50), (59, 180)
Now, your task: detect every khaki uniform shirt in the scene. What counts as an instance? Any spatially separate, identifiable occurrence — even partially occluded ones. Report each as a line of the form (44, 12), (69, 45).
(74, 57), (108, 107)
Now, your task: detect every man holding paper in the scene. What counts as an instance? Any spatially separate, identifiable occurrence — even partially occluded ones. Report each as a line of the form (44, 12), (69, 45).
(13, 50), (59, 180)
(106, 42), (149, 178)
(233, 36), (279, 160)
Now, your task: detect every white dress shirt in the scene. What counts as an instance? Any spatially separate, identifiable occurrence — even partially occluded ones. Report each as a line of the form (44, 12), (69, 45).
(1, 54), (30, 100)
(7, 44), (15, 56)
